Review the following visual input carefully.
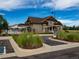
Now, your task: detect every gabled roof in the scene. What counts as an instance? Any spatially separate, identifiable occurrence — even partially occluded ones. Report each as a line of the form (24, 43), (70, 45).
(42, 16), (58, 22)
(25, 17), (45, 24)
(25, 16), (62, 25)
(18, 24), (29, 26)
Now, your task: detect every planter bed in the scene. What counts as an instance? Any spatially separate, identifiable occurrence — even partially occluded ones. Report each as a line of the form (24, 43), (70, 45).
(12, 32), (43, 49)
(42, 36), (66, 46)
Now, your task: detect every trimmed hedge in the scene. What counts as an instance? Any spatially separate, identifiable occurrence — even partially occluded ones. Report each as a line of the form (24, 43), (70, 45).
(12, 32), (43, 49)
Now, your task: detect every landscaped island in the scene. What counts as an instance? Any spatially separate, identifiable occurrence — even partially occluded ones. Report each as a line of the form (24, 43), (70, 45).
(57, 30), (79, 42)
(12, 32), (43, 49)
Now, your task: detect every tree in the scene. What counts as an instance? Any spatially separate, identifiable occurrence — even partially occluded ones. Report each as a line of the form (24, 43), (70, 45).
(0, 15), (8, 33)
(3, 19), (8, 30)
(63, 25), (79, 30)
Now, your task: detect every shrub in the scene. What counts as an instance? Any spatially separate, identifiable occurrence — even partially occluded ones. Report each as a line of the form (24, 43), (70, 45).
(57, 30), (67, 40)
(12, 35), (17, 41)
(12, 32), (43, 49)
(0, 29), (2, 35)
(64, 30), (69, 33)
(16, 33), (27, 48)
(25, 34), (43, 49)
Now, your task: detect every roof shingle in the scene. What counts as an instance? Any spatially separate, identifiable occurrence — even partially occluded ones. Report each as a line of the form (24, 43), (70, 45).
(25, 16), (62, 25)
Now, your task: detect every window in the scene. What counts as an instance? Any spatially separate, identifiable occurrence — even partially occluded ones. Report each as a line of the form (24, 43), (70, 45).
(48, 21), (53, 26)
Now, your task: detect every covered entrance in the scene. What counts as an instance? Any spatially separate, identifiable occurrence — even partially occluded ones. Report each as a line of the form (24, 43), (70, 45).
(44, 26), (60, 35)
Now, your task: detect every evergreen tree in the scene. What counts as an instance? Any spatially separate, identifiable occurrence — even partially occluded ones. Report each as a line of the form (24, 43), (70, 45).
(0, 15), (8, 32)
(63, 25), (79, 30)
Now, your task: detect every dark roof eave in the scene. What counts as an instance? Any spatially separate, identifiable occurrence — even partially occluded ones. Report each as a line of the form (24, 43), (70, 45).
(30, 23), (47, 24)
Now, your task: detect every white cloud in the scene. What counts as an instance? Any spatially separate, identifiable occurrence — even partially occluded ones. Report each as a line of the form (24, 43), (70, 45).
(42, 0), (79, 10)
(42, 0), (54, 8)
(55, 0), (79, 10)
(0, 13), (5, 15)
(0, 0), (48, 11)
(58, 19), (79, 26)
(0, 0), (79, 11)
(0, 0), (26, 11)
(42, 3), (53, 8)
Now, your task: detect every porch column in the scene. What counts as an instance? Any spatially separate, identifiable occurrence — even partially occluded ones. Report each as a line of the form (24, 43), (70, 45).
(52, 27), (54, 33)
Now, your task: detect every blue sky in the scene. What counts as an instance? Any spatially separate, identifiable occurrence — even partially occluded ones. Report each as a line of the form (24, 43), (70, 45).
(0, 0), (79, 26)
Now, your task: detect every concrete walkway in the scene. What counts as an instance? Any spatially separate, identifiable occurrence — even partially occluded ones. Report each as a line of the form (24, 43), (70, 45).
(0, 53), (16, 59)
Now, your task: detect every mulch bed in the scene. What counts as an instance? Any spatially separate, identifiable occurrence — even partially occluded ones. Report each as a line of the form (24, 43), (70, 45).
(42, 36), (66, 46)
(0, 40), (14, 53)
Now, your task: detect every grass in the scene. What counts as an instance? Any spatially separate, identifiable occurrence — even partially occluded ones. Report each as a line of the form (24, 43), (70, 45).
(57, 30), (79, 42)
(37, 32), (53, 34)
(67, 30), (79, 33)
(12, 32), (43, 49)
